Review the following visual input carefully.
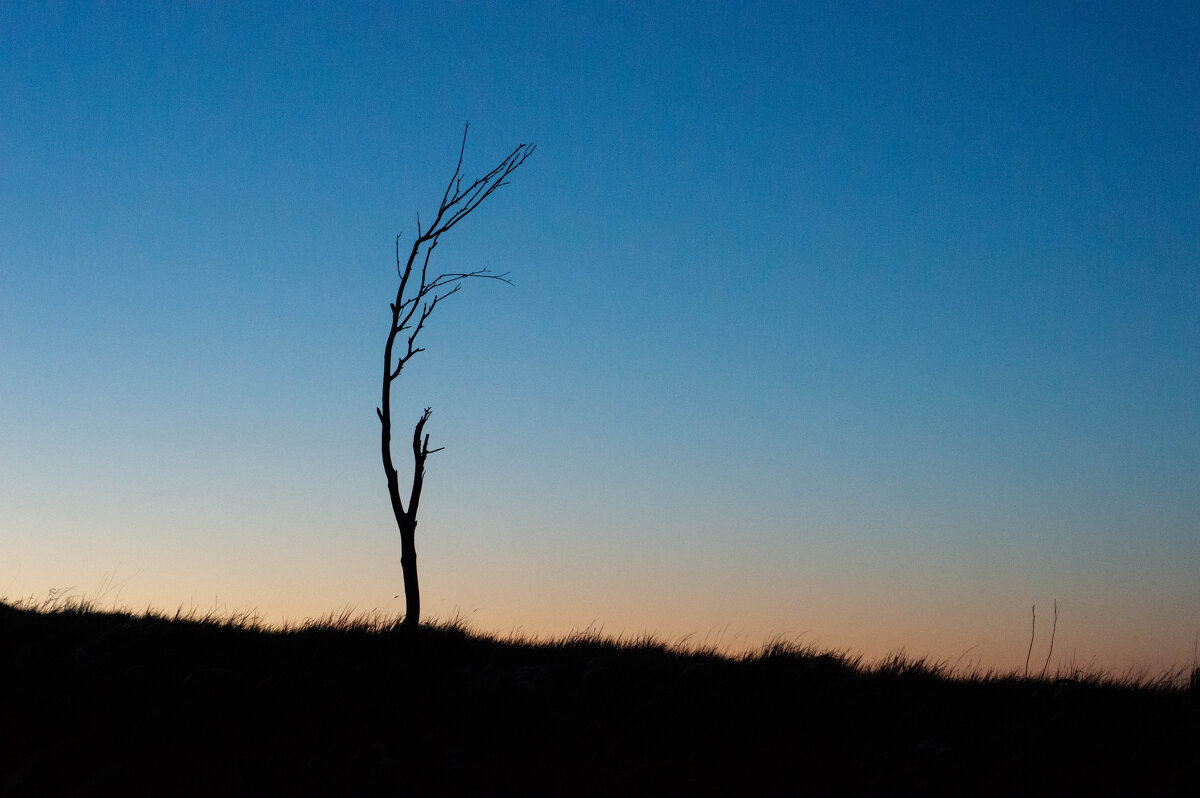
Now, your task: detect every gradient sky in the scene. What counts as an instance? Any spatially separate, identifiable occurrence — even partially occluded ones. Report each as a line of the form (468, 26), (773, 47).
(2, 2), (1198, 674)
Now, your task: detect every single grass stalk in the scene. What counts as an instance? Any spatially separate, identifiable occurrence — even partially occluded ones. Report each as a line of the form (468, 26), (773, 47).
(1025, 603), (1036, 678)
(1040, 599), (1059, 679)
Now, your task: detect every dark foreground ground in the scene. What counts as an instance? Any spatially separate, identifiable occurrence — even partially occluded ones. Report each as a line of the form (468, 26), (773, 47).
(1, 600), (1196, 796)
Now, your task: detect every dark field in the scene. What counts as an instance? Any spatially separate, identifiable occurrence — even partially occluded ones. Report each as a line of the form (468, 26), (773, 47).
(2, 598), (1196, 796)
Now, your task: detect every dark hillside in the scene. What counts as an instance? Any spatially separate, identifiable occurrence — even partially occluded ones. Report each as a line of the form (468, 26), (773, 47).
(1, 600), (1196, 796)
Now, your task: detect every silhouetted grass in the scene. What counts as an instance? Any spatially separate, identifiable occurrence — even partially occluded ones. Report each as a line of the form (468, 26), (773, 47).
(1, 595), (1196, 796)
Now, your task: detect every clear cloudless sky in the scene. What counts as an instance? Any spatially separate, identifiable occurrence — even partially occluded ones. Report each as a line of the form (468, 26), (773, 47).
(2, 2), (1198, 674)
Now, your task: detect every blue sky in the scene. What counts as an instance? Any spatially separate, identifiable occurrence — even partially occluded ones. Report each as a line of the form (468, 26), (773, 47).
(2, 2), (1198, 673)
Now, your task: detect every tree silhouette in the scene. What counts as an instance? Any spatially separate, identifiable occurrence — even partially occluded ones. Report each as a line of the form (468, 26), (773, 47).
(378, 124), (534, 630)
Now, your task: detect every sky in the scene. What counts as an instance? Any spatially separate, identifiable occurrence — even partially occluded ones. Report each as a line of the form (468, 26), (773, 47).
(2, 2), (1198, 675)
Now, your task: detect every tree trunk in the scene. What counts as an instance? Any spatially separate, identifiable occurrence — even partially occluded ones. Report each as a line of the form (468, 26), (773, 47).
(381, 407), (433, 631)
(398, 514), (419, 630)
(383, 459), (421, 629)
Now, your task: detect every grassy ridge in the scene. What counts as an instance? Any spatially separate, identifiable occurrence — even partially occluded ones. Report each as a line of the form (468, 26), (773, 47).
(1, 597), (1196, 796)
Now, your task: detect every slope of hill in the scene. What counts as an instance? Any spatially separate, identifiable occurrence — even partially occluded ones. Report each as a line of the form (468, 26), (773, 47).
(1, 598), (1196, 796)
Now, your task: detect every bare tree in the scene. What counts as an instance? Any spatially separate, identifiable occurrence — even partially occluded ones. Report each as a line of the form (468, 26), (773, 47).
(378, 124), (534, 630)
